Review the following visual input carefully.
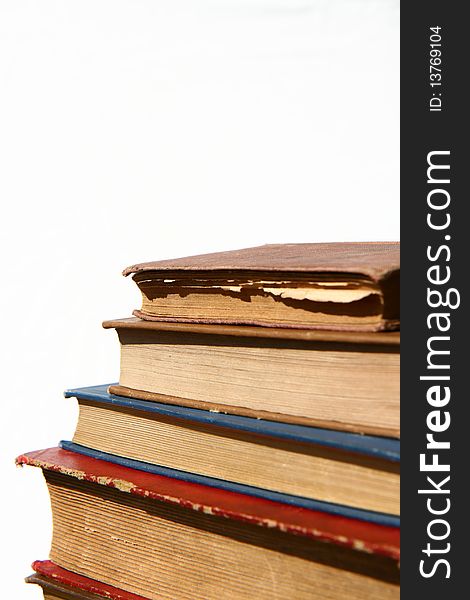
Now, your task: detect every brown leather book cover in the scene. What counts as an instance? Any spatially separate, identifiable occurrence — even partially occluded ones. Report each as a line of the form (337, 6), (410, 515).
(123, 242), (400, 279)
(123, 243), (400, 331)
(104, 318), (399, 437)
(102, 317), (401, 345)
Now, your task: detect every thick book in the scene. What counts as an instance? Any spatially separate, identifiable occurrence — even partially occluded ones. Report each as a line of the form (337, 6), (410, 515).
(123, 242), (400, 332)
(18, 447), (399, 600)
(64, 384), (400, 517)
(104, 317), (400, 437)
(26, 563), (149, 599)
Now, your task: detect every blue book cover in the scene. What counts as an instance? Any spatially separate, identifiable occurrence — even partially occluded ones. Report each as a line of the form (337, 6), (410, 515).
(65, 384), (400, 462)
(62, 384), (400, 527)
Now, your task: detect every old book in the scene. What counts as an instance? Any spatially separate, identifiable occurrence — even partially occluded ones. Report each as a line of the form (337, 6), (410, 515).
(26, 564), (147, 600)
(63, 385), (400, 517)
(123, 243), (400, 332)
(104, 318), (400, 437)
(18, 447), (400, 600)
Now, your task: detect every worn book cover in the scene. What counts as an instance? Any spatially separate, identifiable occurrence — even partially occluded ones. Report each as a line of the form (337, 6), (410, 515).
(27, 563), (149, 599)
(64, 384), (400, 517)
(18, 447), (399, 599)
(124, 242), (400, 331)
(104, 318), (400, 437)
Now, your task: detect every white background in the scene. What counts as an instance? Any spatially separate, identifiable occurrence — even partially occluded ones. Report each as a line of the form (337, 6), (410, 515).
(0, 1), (399, 597)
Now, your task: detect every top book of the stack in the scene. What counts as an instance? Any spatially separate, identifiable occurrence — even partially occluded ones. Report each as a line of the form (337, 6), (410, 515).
(124, 242), (400, 332)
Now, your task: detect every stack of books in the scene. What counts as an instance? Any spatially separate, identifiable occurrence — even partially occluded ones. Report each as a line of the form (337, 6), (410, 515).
(19, 242), (400, 599)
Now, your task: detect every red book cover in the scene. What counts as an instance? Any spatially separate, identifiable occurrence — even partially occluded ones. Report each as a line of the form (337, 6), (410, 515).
(28, 561), (150, 599)
(16, 446), (399, 560)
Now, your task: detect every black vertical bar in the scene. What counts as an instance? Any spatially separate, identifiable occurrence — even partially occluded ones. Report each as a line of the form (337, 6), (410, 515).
(401, 2), (467, 597)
